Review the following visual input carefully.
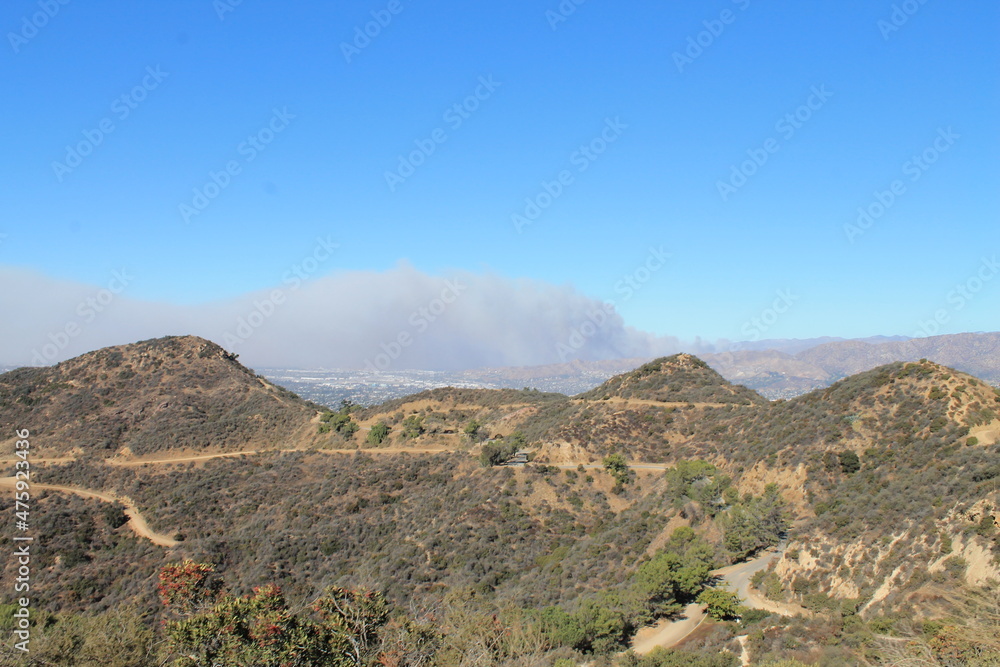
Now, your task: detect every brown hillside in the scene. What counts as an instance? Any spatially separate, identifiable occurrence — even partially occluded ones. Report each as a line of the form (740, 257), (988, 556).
(3, 338), (999, 664)
(577, 353), (767, 405)
(0, 336), (320, 457)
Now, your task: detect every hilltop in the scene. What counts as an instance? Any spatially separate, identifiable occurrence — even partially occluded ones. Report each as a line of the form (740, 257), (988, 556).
(0, 335), (321, 458)
(576, 353), (767, 405)
(757, 361), (1000, 615)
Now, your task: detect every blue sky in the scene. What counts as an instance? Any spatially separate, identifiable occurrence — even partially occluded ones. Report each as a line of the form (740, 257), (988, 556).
(2, 0), (998, 357)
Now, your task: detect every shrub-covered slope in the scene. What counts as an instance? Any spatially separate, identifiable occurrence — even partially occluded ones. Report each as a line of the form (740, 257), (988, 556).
(0, 336), (320, 457)
(577, 354), (767, 405)
(2, 339), (998, 665)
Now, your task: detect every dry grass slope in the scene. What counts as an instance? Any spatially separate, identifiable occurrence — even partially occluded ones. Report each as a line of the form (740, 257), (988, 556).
(0, 335), (322, 457)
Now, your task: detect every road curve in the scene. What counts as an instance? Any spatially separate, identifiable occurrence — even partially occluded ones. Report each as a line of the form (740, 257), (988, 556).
(714, 544), (785, 602)
(715, 543), (811, 617)
(629, 543), (799, 655)
(0, 477), (178, 548)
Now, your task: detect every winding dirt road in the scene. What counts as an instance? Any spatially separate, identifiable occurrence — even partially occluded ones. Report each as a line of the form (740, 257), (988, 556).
(0, 448), (454, 547)
(0, 477), (178, 548)
(629, 543), (808, 655)
(714, 543), (810, 617)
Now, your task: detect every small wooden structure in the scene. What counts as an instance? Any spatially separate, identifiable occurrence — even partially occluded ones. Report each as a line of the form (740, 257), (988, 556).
(507, 450), (529, 466)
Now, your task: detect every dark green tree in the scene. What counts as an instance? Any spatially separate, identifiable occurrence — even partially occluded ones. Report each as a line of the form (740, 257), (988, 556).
(720, 485), (788, 561)
(478, 440), (517, 467)
(464, 419), (487, 443)
(367, 422), (391, 446)
(603, 453), (631, 487)
(697, 589), (746, 621)
(838, 450), (861, 474)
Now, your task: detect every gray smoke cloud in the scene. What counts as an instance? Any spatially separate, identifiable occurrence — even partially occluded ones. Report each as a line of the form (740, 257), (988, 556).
(0, 264), (707, 370)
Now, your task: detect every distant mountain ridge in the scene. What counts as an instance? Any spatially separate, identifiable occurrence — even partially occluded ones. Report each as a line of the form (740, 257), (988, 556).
(457, 332), (1000, 401)
(706, 332), (1000, 398)
(5, 333), (996, 410)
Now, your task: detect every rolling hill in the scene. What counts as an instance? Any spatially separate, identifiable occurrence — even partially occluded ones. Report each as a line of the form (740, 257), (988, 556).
(1, 338), (998, 665)
(0, 335), (321, 458)
(576, 354), (767, 405)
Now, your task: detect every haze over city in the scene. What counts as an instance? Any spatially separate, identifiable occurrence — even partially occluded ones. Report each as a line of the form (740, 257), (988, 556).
(2, 1), (997, 369)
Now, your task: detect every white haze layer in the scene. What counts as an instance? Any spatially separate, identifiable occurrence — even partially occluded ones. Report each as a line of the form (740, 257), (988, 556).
(0, 265), (709, 369)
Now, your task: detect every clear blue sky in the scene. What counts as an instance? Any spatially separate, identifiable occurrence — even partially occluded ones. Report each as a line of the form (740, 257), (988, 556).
(2, 0), (998, 344)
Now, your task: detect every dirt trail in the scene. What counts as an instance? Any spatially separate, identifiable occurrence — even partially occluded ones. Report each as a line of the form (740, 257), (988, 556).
(630, 602), (706, 654)
(0, 458), (77, 466)
(554, 462), (672, 470)
(969, 419), (1000, 446)
(573, 398), (738, 409)
(108, 451), (256, 466)
(0, 477), (178, 548)
(736, 635), (751, 666)
(319, 447), (451, 455)
(107, 446), (452, 467)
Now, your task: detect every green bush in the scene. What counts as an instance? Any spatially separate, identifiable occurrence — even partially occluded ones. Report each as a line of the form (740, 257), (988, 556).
(366, 422), (390, 446)
(401, 415), (425, 439)
(838, 450), (860, 474)
(320, 408), (360, 438)
(464, 419), (488, 443)
(619, 646), (739, 667)
(604, 453), (631, 486)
